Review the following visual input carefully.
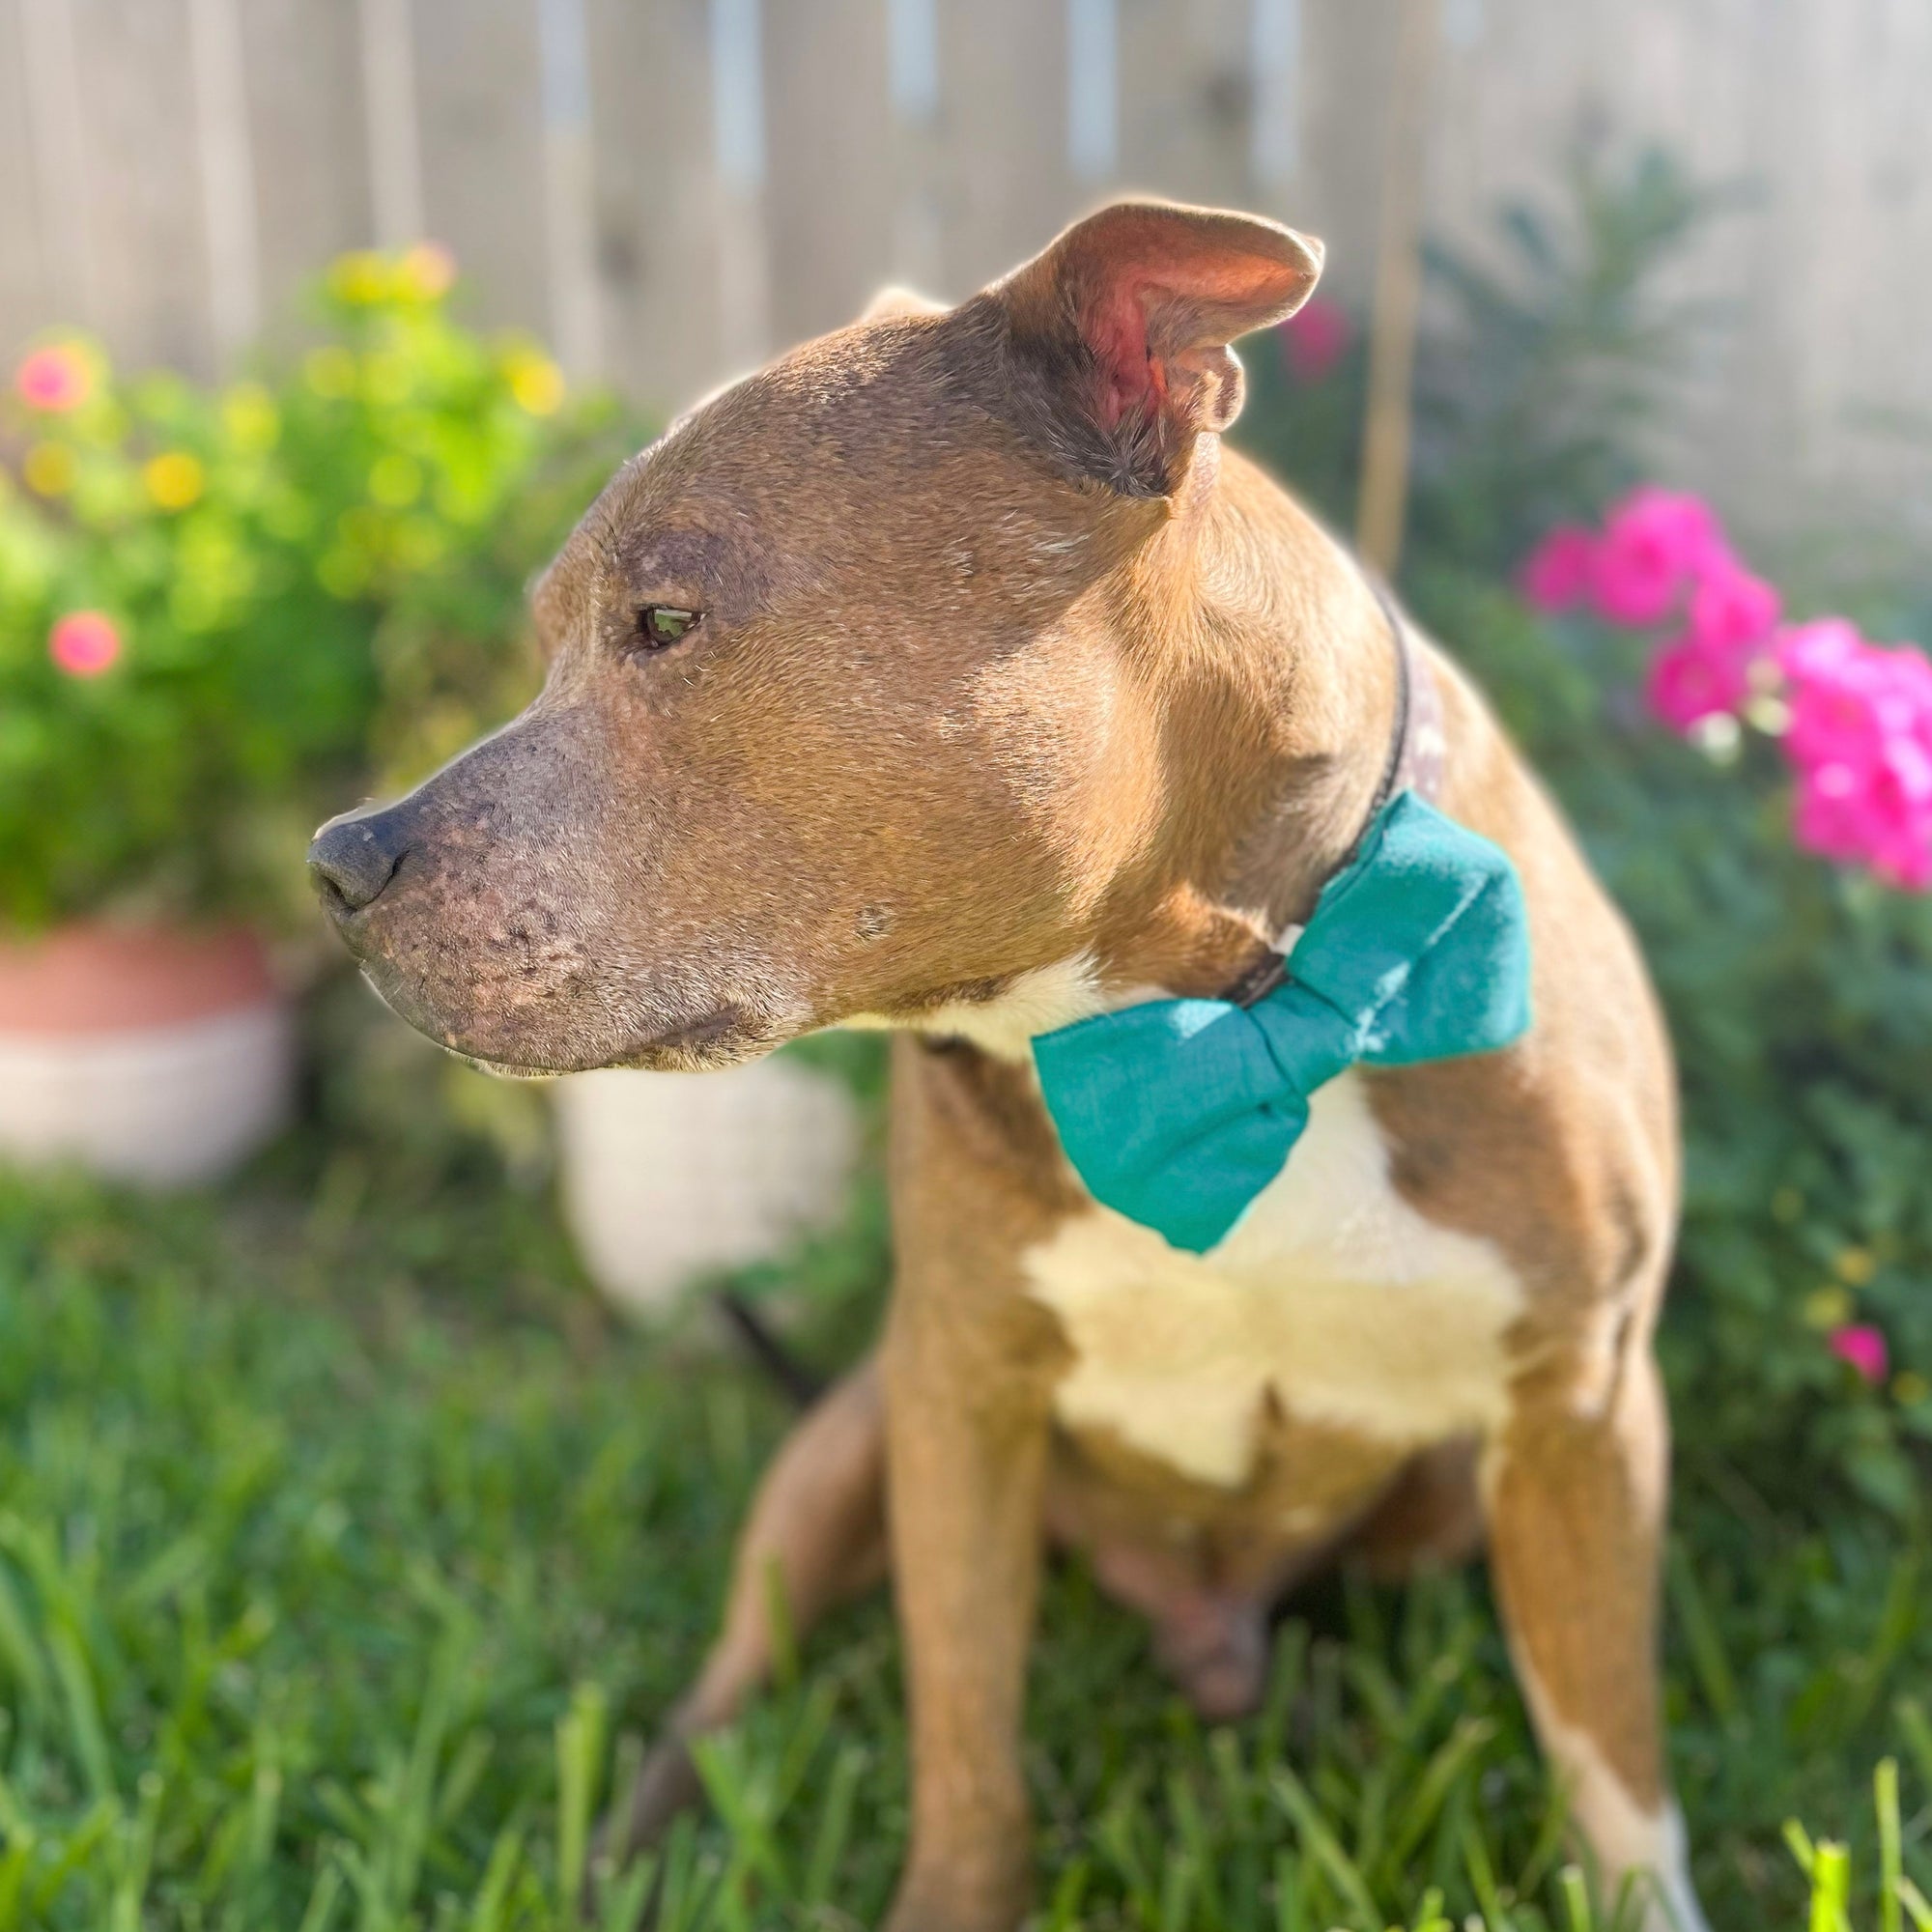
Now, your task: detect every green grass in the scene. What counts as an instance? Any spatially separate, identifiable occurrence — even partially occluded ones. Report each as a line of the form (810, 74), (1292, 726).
(0, 1117), (1927, 1929)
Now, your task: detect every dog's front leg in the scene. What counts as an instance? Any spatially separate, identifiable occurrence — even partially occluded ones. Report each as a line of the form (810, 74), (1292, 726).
(1486, 1344), (1708, 1932)
(879, 1268), (1057, 1932)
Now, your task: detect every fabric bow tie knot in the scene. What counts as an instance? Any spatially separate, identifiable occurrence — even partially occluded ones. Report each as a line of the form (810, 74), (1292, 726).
(1033, 792), (1533, 1255)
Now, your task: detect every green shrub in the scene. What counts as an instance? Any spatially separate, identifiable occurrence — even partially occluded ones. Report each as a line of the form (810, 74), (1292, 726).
(0, 250), (639, 935)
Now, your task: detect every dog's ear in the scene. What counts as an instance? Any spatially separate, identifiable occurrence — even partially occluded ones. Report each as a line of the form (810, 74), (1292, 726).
(993, 200), (1322, 497)
(862, 284), (948, 322)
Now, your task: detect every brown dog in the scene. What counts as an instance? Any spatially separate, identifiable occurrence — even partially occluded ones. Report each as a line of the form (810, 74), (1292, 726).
(310, 201), (1702, 1932)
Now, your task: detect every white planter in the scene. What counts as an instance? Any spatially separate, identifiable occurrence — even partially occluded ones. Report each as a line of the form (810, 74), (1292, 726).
(553, 1056), (859, 1317)
(0, 924), (295, 1187)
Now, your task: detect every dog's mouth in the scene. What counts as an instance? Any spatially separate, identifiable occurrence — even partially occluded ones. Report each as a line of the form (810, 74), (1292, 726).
(359, 966), (776, 1079)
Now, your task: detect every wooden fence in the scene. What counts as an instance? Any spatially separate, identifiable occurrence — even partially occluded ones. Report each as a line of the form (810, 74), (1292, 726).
(3, 0), (1930, 532)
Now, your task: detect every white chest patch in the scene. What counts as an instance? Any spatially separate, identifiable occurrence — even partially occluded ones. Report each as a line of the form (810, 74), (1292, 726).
(1023, 1070), (1525, 1488)
(842, 955), (1105, 1065)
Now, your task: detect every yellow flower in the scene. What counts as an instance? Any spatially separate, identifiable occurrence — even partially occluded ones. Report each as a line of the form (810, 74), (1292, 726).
(328, 250), (392, 305)
(222, 382), (279, 452)
(305, 346), (356, 399)
(23, 442), (75, 495)
(505, 350), (565, 416)
(1893, 1371), (1930, 1406)
(1802, 1286), (1853, 1331)
(144, 450), (205, 511)
(1833, 1245), (1878, 1286)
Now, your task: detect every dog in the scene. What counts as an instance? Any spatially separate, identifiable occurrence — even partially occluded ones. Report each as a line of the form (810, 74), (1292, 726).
(309, 200), (1702, 1932)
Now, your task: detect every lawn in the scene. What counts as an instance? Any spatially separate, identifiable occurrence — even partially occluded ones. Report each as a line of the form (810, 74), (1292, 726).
(0, 1069), (1926, 1932)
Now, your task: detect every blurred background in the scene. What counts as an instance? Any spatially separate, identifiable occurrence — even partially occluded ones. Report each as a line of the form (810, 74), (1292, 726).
(5, 0), (1932, 531)
(3, 4), (1932, 1928)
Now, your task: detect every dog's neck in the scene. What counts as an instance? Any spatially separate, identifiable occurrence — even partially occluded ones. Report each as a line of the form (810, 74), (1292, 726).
(1085, 453), (1406, 1005)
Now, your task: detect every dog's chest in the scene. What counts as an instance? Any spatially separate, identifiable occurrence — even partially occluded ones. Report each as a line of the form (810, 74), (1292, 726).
(1022, 1071), (1524, 1489)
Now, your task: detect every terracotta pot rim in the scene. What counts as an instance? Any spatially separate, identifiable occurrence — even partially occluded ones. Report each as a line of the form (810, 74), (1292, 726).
(0, 921), (284, 1036)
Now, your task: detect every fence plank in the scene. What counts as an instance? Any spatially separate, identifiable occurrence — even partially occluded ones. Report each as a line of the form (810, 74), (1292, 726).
(15, 0), (96, 336)
(935, 0), (1072, 296)
(582, 0), (722, 418)
(187, 0), (262, 359)
(1721, 0), (1932, 528)
(3, 0), (1932, 525)
(69, 0), (215, 374)
(537, 0), (601, 379)
(412, 0), (551, 338)
(1291, 0), (1402, 304)
(764, 0), (895, 348)
(1116, 0), (1249, 212)
(0, 0), (48, 355)
(241, 0), (374, 345)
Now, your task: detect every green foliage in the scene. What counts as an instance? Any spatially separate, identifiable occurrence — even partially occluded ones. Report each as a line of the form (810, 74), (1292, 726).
(1407, 145), (1728, 573)
(1785, 1760), (1932, 1932)
(1423, 576), (1932, 1517)
(0, 1163), (1927, 1928)
(1239, 144), (1724, 571)
(0, 253), (640, 932)
(1236, 145), (1932, 1519)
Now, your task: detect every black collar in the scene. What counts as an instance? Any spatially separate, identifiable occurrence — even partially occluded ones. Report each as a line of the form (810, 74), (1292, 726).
(1221, 579), (1442, 1009)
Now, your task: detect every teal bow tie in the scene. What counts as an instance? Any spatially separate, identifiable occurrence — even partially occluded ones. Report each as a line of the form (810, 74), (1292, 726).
(1033, 792), (1532, 1254)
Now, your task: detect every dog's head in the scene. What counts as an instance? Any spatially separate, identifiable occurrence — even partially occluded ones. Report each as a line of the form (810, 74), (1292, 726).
(309, 201), (1321, 1072)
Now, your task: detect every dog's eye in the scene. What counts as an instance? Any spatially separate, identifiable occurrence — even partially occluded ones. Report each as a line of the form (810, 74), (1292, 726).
(635, 605), (699, 651)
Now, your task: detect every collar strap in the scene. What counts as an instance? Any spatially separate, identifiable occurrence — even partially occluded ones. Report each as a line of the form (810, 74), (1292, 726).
(1220, 580), (1445, 1009)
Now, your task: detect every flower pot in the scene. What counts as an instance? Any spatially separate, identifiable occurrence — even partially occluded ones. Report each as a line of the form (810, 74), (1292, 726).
(0, 923), (295, 1186)
(553, 1057), (859, 1317)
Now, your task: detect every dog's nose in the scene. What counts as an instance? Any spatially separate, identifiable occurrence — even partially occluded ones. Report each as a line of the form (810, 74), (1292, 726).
(307, 808), (407, 915)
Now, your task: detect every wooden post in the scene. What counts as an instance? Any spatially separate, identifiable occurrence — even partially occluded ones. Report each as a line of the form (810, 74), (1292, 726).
(1355, 0), (1438, 579)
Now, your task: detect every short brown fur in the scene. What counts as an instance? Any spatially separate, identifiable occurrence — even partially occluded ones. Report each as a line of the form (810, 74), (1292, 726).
(311, 199), (1697, 1932)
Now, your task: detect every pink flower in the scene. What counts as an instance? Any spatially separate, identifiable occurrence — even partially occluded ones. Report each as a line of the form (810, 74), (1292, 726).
(1829, 1324), (1889, 1384)
(1779, 625), (1932, 773)
(14, 342), (93, 412)
(1780, 626), (1875, 742)
(1592, 487), (1727, 627)
(1861, 735), (1932, 888)
(1793, 759), (1873, 865)
(1789, 732), (1932, 888)
(1519, 526), (1599, 613)
(1645, 635), (1749, 733)
(1862, 644), (1932, 755)
(1522, 484), (1932, 891)
(1279, 297), (1351, 384)
(1688, 561), (1780, 654)
(47, 611), (122, 677)
(1775, 616), (1862, 704)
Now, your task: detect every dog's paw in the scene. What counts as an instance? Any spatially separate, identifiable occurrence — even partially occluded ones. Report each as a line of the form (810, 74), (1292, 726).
(882, 1861), (1032, 1932)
